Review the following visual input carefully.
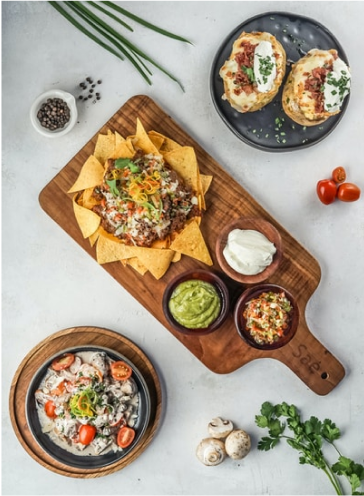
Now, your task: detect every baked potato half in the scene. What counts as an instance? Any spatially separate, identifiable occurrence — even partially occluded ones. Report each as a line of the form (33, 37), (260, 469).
(219, 31), (286, 113)
(282, 49), (351, 126)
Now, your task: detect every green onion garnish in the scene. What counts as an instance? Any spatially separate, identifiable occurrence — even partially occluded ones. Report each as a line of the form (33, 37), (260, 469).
(48, 1), (192, 90)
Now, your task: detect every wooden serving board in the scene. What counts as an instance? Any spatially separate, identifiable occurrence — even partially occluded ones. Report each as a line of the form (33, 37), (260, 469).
(9, 326), (162, 478)
(39, 95), (345, 395)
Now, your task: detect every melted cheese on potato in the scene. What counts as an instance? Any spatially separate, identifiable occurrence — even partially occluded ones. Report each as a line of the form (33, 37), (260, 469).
(283, 49), (351, 124)
(220, 58), (258, 109)
(219, 31), (286, 113)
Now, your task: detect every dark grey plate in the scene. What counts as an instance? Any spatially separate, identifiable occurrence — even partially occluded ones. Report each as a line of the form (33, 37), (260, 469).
(26, 346), (151, 469)
(210, 12), (350, 152)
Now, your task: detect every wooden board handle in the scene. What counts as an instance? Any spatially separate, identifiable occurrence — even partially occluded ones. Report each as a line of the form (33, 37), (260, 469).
(274, 320), (345, 395)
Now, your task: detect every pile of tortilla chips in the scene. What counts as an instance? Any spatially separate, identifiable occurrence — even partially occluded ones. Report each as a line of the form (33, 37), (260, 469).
(68, 118), (213, 279)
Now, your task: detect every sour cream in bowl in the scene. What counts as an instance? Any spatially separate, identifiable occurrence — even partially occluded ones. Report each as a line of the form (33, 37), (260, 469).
(162, 270), (230, 336)
(216, 217), (283, 284)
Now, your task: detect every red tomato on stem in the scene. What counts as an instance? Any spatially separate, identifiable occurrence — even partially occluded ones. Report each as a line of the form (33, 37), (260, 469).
(316, 179), (337, 205)
(79, 424), (97, 445)
(337, 183), (361, 202)
(51, 353), (75, 371)
(117, 426), (135, 448)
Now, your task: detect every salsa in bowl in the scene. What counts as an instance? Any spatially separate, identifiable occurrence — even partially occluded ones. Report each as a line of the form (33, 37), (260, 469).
(234, 284), (299, 350)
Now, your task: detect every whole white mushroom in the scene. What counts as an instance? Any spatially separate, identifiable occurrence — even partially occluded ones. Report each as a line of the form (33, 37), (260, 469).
(196, 438), (227, 466)
(225, 429), (251, 460)
(208, 417), (234, 439)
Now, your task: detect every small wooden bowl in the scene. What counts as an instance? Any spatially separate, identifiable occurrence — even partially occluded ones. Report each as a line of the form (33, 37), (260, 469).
(234, 284), (299, 350)
(162, 269), (230, 336)
(215, 217), (283, 284)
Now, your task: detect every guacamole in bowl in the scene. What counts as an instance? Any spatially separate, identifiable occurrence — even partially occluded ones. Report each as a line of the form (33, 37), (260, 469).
(162, 270), (230, 336)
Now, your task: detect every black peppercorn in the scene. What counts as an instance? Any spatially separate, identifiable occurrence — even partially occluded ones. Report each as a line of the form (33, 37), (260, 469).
(36, 97), (71, 131)
(77, 77), (103, 103)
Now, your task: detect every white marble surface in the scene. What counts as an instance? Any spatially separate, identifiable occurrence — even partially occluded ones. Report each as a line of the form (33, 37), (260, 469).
(2, 2), (364, 495)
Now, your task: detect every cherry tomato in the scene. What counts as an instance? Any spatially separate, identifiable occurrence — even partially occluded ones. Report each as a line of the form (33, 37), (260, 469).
(316, 179), (337, 205)
(110, 361), (132, 381)
(332, 166), (346, 184)
(50, 380), (69, 396)
(337, 183), (361, 202)
(117, 426), (135, 448)
(79, 424), (97, 445)
(51, 353), (75, 371)
(44, 400), (57, 419)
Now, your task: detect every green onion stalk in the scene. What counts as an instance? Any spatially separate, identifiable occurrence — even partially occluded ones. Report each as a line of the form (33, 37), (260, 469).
(48, 1), (192, 91)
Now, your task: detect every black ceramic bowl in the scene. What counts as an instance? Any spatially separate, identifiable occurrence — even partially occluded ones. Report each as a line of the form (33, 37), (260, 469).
(162, 269), (230, 336)
(234, 284), (299, 350)
(25, 345), (151, 469)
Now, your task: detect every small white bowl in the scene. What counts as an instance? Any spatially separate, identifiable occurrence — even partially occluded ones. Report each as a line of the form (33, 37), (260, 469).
(30, 89), (78, 138)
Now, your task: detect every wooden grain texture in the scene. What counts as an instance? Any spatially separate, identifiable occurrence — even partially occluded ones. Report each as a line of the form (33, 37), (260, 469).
(9, 326), (162, 478)
(38, 95), (345, 395)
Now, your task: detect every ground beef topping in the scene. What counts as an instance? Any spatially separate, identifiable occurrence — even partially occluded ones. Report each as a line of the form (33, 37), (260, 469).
(92, 152), (199, 247)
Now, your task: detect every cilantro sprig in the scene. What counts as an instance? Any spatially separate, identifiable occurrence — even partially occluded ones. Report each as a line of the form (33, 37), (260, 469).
(115, 158), (140, 173)
(255, 402), (364, 495)
(105, 158), (140, 196)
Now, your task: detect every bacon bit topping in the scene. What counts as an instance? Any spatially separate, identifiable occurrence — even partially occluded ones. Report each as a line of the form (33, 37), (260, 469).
(304, 65), (332, 113)
(232, 42), (257, 95)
